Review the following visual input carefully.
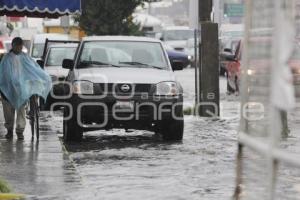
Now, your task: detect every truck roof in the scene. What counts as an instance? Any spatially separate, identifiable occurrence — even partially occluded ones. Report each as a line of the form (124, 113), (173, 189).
(82, 36), (162, 43)
(48, 43), (78, 48)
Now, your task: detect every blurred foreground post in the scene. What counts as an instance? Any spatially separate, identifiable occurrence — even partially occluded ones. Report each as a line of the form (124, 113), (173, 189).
(281, 111), (289, 138)
(198, 0), (220, 117)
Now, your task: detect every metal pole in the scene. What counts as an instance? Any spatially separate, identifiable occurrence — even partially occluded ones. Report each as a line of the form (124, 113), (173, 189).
(194, 29), (199, 108)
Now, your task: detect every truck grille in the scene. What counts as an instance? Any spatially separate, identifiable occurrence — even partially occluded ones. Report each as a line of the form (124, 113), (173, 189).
(93, 83), (153, 95)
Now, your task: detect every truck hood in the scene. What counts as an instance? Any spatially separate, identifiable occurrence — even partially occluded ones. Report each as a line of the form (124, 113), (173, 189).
(45, 67), (69, 78)
(74, 67), (176, 84)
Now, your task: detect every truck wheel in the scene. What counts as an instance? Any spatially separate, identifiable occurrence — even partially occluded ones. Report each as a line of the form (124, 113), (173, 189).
(159, 108), (184, 141)
(63, 107), (83, 142)
(160, 118), (184, 141)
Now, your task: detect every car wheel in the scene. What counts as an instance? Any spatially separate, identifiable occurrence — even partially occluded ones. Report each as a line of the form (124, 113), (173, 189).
(159, 108), (184, 141)
(63, 107), (83, 142)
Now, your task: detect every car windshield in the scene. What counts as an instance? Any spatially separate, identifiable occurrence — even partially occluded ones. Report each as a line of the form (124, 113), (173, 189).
(163, 30), (194, 41)
(78, 41), (168, 70)
(46, 47), (77, 67)
(32, 43), (44, 58)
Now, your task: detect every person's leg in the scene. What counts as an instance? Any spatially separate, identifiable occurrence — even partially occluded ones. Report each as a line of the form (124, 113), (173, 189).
(16, 104), (26, 140)
(1, 99), (15, 139)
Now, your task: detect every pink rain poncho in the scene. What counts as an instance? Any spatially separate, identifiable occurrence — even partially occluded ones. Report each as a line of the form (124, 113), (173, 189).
(0, 52), (52, 109)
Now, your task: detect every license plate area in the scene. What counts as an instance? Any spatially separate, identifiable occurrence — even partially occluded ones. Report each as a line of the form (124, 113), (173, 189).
(114, 101), (134, 112)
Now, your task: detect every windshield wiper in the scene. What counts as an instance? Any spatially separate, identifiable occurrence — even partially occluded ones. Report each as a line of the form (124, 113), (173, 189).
(119, 61), (165, 70)
(79, 61), (120, 68)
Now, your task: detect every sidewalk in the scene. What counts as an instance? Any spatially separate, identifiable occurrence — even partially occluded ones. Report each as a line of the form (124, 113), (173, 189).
(0, 104), (82, 199)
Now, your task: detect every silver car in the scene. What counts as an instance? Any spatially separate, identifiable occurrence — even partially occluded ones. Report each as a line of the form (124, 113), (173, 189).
(61, 36), (184, 142)
(42, 43), (78, 108)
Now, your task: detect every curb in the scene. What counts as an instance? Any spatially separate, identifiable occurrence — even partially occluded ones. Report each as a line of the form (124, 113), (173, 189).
(0, 194), (24, 200)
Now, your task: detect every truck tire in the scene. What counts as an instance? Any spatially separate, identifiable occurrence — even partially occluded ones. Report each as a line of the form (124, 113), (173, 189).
(161, 118), (184, 141)
(63, 107), (83, 142)
(159, 108), (184, 141)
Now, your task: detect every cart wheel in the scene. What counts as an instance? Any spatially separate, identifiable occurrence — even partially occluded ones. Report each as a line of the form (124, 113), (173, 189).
(30, 114), (35, 140)
(30, 96), (40, 141)
(35, 107), (40, 140)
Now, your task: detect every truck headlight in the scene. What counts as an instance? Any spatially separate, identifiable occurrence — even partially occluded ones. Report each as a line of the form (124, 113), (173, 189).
(73, 81), (94, 94)
(155, 81), (180, 96)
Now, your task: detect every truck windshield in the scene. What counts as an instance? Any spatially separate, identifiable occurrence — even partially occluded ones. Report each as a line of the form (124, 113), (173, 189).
(78, 41), (169, 70)
(32, 43), (44, 58)
(46, 47), (77, 67)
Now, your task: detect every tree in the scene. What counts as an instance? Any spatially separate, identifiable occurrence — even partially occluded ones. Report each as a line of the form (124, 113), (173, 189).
(76, 0), (151, 36)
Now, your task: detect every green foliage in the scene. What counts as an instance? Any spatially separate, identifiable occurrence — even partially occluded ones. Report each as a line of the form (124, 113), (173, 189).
(184, 106), (194, 115)
(0, 178), (11, 193)
(75, 0), (152, 36)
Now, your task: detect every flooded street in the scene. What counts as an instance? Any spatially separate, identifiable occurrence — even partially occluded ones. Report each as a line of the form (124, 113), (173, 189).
(1, 68), (241, 199)
(58, 68), (239, 199)
(13, 68), (299, 200)
(63, 116), (238, 200)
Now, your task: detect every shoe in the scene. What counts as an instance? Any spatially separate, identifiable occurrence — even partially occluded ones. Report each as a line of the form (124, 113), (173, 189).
(16, 133), (24, 140)
(5, 130), (13, 139)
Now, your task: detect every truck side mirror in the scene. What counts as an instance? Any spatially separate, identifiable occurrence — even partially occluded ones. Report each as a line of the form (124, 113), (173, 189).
(62, 59), (74, 70)
(171, 61), (184, 71)
(36, 59), (44, 69)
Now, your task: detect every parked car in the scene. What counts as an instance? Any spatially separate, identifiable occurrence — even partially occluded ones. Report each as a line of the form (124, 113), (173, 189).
(30, 33), (71, 61)
(185, 38), (199, 67)
(160, 26), (194, 60)
(61, 36), (184, 142)
(38, 42), (79, 109)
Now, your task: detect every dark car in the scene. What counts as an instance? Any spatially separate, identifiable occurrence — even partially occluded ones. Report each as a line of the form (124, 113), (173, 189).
(167, 49), (190, 69)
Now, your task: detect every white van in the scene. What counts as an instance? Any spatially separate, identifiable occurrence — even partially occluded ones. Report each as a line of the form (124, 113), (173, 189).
(30, 33), (71, 60)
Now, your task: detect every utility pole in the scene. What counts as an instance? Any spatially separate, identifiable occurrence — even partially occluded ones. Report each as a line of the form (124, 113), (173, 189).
(213, 0), (221, 26)
(189, 0), (199, 108)
(198, 0), (220, 117)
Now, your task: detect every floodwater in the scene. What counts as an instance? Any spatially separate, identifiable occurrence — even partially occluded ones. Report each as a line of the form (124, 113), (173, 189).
(59, 69), (239, 199)
(63, 116), (238, 200)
